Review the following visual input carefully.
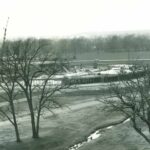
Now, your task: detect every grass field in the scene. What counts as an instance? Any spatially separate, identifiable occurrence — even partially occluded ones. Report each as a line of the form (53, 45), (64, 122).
(0, 94), (149, 150)
(0, 101), (124, 150)
(74, 51), (150, 61)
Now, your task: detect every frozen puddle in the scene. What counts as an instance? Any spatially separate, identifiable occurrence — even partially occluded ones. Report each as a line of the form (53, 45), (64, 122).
(69, 118), (130, 150)
(69, 127), (112, 150)
(123, 118), (130, 124)
(106, 126), (113, 129)
(87, 130), (101, 142)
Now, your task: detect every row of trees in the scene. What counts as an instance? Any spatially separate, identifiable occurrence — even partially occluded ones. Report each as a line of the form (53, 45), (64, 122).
(3, 34), (150, 60)
(0, 39), (66, 142)
(52, 35), (150, 55)
(2, 37), (150, 145)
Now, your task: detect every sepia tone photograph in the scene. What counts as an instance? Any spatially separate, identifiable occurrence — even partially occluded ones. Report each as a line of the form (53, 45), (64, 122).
(0, 0), (150, 149)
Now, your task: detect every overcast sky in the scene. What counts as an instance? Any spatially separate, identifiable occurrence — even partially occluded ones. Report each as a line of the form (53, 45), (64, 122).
(0, 0), (150, 39)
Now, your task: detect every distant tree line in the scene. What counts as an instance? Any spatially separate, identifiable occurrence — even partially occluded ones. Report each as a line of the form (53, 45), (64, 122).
(48, 35), (150, 58)
(39, 34), (150, 56)
(3, 34), (150, 60)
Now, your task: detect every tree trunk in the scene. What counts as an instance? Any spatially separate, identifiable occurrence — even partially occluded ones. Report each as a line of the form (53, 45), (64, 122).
(10, 101), (21, 142)
(28, 100), (39, 138)
(36, 108), (41, 137)
(30, 110), (38, 138)
(14, 121), (21, 142)
(132, 119), (150, 144)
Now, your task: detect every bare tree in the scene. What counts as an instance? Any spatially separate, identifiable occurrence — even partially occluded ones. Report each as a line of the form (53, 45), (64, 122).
(8, 39), (67, 138)
(0, 46), (21, 142)
(34, 73), (65, 137)
(103, 66), (150, 144)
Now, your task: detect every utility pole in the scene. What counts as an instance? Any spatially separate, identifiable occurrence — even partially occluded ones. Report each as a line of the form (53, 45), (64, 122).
(2, 17), (9, 49)
(1, 17), (9, 57)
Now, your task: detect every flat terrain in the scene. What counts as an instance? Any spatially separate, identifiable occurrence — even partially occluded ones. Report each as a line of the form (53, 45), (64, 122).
(0, 90), (149, 150)
(74, 51), (150, 61)
(0, 94), (123, 150)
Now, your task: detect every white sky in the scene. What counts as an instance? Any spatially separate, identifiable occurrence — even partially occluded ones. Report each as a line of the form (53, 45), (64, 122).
(0, 0), (150, 39)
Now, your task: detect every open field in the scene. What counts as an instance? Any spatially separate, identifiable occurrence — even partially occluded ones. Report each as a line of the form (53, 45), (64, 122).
(68, 51), (150, 67)
(0, 92), (149, 150)
(74, 51), (150, 61)
(0, 98), (124, 150)
(0, 75), (149, 150)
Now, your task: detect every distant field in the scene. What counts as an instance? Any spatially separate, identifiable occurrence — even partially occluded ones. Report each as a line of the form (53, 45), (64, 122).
(65, 51), (150, 66)
(74, 51), (150, 60)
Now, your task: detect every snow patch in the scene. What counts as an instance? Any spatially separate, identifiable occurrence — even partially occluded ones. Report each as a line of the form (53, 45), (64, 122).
(123, 118), (130, 124)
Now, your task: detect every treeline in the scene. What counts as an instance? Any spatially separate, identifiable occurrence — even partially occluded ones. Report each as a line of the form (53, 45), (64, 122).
(49, 34), (150, 56)
(4, 34), (150, 60)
